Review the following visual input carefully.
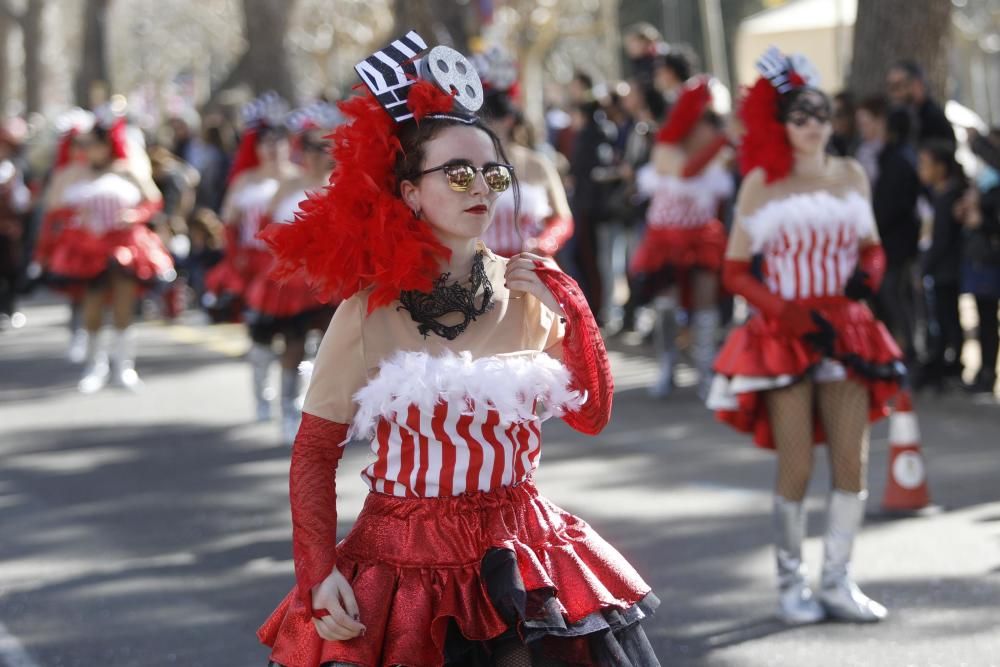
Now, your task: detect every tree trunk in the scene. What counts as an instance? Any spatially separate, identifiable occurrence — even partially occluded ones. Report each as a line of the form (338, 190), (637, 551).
(0, 11), (10, 113)
(242, 0), (297, 103)
(848, 0), (952, 100)
(392, 0), (476, 51)
(22, 0), (44, 114)
(74, 0), (112, 107)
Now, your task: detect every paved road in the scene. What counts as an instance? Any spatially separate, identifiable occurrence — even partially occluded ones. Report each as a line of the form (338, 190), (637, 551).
(2, 295), (999, 667)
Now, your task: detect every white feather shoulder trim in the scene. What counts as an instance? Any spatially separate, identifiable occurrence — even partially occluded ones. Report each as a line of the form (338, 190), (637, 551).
(742, 191), (875, 254)
(349, 350), (584, 440)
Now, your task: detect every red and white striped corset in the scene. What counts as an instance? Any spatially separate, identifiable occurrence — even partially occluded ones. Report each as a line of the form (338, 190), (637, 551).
(639, 162), (732, 230)
(481, 182), (551, 257)
(347, 350), (583, 498)
(230, 177), (280, 248)
(62, 172), (142, 234)
(744, 191), (875, 301)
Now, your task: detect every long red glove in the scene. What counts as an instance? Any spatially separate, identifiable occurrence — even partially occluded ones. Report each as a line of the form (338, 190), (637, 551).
(722, 258), (817, 337)
(681, 133), (729, 178)
(844, 243), (887, 300)
(534, 263), (613, 435)
(533, 215), (574, 257)
(126, 199), (163, 226)
(289, 412), (348, 619)
(33, 207), (74, 265)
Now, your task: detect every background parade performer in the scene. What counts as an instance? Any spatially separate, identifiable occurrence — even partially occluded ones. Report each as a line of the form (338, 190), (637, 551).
(707, 48), (905, 625)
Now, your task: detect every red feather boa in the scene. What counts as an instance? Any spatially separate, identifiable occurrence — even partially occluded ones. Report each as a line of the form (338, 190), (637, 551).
(656, 76), (711, 145)
(738, 77), (794, 183)
(261, 80), (457, 313)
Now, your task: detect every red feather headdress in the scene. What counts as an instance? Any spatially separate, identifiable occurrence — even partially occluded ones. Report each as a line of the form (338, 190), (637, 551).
(261, 79), (457, 313)
(738, 46), (812, 183)
(656, 75), (712, 144)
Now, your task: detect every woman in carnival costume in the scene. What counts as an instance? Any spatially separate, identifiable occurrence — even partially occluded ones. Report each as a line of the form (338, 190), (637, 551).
(32, 108), (100, 361)
(43, 105), (170, 393)
(707, 48), (904, 624)
(203, 92), (296, 327)
(475, 47), (574, 260)
(258, 32), (660, 667)
(245, 102), (341, 443)
(629, 75), (734, 398)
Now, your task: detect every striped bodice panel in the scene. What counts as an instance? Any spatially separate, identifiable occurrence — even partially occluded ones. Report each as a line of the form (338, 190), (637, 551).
(481, 182), (551, 257)
(744, 192), (875, 301)
(364, 400), (543, 497)
(349, 351), (582, 498)
(640, 163), (732, 230)
(63, 173), (142, 234)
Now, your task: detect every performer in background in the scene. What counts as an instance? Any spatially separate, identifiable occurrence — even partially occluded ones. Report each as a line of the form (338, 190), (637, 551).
(630, 75), (733, 398)
(707, 48), (904, 625)
(258, 33), (660, 667)
(45, 106), (170, 393)
(245, 102), (340, 443)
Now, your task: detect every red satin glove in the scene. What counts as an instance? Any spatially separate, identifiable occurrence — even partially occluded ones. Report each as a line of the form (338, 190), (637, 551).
(288, 412), (348, 619)
(844, 243), (887, 299)
(532, 215), (574, 256)
(681, 133), (729, 178)
(533, 263), (613, 435)
(722, 259), (817, 336)
(125, 199), (163, 225)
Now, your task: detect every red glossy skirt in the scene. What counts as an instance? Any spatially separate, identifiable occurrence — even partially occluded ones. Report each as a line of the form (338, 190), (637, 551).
(258, 480), (658, 667)
(204, 246), (271, 299)
(629, 220), (726, 276)
(708, 296), (904, 449)
(46, 224), (175, 285)
(246, 269), (324, 319)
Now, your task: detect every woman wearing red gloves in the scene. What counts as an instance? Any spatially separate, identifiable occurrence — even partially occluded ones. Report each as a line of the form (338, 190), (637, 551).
(629, 75), (734, 398)
(707, 48), (904, 625)
(45, 107), (169, 393)
(257, 34), (659, 667)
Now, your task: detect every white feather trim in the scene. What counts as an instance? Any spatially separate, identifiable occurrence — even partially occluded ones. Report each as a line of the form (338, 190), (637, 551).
(742, 191), (875, 254)
(62, 172), (142, 207)
(349, 351), (585, 440)
(638, 163), (733, 203)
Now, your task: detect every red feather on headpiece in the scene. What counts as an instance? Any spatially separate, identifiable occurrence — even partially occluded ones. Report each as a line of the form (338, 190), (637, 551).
(738, 77), (793, 183)
(261, 80), (457, 313)
(656, 75), (711, 144)
(228, 127), (261, 184)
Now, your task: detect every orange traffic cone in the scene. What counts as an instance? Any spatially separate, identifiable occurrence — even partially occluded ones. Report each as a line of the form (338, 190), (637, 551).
(881, 390), (932, 513)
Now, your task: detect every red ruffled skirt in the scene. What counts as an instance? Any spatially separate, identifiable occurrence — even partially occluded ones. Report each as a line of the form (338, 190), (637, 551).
(629, 220), (726, 275)
(708, 296), (904, 449)
(246, 268), (324, 318)
(204, 246), (271, 299)
(46, 224), (175, 285)
(258, 480), (655, 667)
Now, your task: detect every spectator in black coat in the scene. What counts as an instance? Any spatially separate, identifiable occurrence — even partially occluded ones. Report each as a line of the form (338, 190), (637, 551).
(887, 60), (955, 147)
(916, 139), (968, 389)
(857, 96), (922, 359)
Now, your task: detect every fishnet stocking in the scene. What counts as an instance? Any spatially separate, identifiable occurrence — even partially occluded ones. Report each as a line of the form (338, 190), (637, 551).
(493, 641), (534, 667)
(766, 379), (871, 499)
(766, 381), (815, 501)
(80, 271), (139, 332)
(816, 380), (870, 493)
(690, 268), (719, 310)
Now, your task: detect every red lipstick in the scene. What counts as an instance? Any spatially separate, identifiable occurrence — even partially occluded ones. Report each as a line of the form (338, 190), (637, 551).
(465, 205), (488, 214)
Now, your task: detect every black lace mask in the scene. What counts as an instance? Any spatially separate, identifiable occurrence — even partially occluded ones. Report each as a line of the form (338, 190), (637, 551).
(398, 250), (495, 340)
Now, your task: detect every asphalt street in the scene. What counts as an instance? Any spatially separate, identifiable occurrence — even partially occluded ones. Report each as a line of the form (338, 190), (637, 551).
(1, 294), (999, 667)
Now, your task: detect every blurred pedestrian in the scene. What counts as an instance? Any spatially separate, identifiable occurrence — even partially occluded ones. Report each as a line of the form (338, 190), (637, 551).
(886, 60), (955, 146)
(0, 118), (31, 331)
(857, 97), (922, 360)
(915, 138), (968, 390)
(957, 131), (1000, 394)
(828, 91), (858, 157)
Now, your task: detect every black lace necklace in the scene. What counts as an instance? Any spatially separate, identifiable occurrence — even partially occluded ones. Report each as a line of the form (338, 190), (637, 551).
(398, 250), (495, 340)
